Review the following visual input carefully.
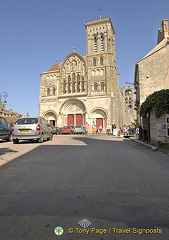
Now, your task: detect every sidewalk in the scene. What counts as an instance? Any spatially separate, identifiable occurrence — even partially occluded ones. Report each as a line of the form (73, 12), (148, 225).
(129, 137), (158, 151)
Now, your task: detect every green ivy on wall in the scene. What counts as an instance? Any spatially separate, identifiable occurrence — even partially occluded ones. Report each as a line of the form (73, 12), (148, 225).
(140, 89), (169, 118)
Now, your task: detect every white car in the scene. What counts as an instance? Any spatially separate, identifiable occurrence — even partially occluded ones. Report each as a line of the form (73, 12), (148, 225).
(12, 117), (53, 144)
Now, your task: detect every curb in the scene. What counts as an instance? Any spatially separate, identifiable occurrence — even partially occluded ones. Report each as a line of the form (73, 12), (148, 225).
(129, 137), (158, 151)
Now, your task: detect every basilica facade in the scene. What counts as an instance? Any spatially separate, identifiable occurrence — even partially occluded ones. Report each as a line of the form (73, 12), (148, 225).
(39, 16), (134, 130)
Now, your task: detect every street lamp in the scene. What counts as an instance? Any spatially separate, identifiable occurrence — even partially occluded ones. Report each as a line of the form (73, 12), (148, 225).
(0, 92), (8, 107)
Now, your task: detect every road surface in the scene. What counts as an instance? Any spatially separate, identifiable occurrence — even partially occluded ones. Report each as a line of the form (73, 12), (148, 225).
(0, 134), (169, 240)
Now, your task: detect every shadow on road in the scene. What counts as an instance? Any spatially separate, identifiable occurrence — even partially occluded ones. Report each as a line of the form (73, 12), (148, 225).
(0, 148), (18, 156)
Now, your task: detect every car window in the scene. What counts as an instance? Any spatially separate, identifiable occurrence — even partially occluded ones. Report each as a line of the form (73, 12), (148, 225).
(0, 117), (8, 127)
(15, 118), (38, 125)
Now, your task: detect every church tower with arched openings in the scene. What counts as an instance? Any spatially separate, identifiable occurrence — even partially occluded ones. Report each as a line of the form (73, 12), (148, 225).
(85, 17), (121, 124)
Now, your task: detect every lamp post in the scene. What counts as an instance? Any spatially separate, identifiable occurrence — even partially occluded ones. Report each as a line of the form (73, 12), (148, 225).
(0, 92), (8, 109)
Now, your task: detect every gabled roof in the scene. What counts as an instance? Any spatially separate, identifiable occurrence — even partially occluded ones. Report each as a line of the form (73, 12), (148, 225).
(46, 62), (59, 72)
(137, 38), (169, 64)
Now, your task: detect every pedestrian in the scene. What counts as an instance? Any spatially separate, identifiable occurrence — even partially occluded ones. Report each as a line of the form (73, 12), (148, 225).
(92, 121), (96, 135)
(99, 125), (102, 134)
(106, 124), (111, 134)
(112, 124), (116, 135)
(84, 122), (89, 135)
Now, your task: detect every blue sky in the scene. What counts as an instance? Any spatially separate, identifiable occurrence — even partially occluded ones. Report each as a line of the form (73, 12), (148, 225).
(0, 0), (169, 116)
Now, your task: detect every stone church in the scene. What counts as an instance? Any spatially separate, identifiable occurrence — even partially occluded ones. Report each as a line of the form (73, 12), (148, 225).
(39, 16), (134, 129)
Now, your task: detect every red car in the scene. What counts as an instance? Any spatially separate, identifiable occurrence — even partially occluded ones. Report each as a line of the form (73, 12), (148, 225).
(61, 126), (75, 134)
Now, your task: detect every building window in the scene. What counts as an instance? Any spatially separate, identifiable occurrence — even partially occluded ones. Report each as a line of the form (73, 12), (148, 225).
(53, 87), (56, 95)
(125, 89), (132, 96)
(100, 57), (103, 65)
(47, 88), (50, 96)
(93, 58), (96, 66)
(93, 82), (98, 91)
(100, 82), (105, 91)
(68, 75), (71, 93)
(82, 77), (85, 92)
(94, 36), (97, 52)
(77, 74), (80, 92)
(100, 35), (104, 51)
(72, 73), (75, 93)
(63, 81), (66, 94)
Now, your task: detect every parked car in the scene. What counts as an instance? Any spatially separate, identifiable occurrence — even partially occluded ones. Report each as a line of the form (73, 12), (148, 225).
(12, 117), (53, 144)
(61, 126), (75, 134)
(51, 126), (61, 135)
(0, 116), (12, 141)
(74, 125), (86, 134)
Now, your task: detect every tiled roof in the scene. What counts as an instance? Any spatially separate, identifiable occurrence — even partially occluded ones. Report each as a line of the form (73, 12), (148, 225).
(46, 62), (59, 72)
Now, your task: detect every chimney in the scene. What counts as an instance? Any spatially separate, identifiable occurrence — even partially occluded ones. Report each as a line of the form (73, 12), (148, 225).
(158, 19), (169, 44)
(162, 19), (169, 38)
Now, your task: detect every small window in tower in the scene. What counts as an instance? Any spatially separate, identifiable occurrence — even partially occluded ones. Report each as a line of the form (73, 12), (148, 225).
(100, 35), (104, 51)
(125, 89), (132, 96)
(47, 88), (50, 96)
(94, 36), (97, 52)
(93, 58), (96, 66)
(100, 82), (105, 91)
(53, 87), (56, 95)
(93, 82), (98, 91)
(100, 57), (103, 65)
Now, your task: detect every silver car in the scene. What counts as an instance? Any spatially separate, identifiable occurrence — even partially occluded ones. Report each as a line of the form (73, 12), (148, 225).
(12, 117), (53, 144)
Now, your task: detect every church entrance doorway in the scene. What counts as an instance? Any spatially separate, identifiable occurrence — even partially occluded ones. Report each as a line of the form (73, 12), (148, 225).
(96, 118), (103, 127)
(61, 99), (86, 127)
(43, 111), (57, 126)
(89, 108), (107, 130)
(76, 114), (83, 125)
(68, 114), (74, 125)
(67, 114), (83, 126)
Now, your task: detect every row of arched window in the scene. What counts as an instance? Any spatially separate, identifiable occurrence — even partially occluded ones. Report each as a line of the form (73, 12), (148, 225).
(46, 87), (56, 96)
(93, 57), (103, 66)
(92, 82), (106, 92)
(93, 34), (104, 52)
(62, 73), (85, 94)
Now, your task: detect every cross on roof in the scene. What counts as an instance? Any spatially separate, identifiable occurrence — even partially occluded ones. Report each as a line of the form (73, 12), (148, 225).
(72, 46), (76, 52)
(98, 9), (103, 18)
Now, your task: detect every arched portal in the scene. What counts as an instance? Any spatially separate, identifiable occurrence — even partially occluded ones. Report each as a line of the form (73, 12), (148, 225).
(89, 108), (108, 128)
(43, 111), (57, 126)
(60, 99), (86, 126)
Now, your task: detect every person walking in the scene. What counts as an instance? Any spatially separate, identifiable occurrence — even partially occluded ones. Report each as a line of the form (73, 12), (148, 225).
(112, 124), (116, 135)
(84, 122), (89, 135)
(99, 125), (102, 134)
(92, 121), (96, 135)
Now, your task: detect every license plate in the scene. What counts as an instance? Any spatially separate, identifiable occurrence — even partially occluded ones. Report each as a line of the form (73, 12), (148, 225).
(20, 130), (30, 133)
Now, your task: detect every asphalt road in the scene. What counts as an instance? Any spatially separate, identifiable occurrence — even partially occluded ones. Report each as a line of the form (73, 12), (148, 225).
(0, 134), (169, 240)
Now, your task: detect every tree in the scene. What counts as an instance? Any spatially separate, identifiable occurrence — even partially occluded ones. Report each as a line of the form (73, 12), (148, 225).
(140, 89), (169, 118)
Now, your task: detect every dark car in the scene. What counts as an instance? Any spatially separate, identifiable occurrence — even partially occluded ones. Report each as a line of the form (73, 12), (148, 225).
(0, 116), (12, 141)
(61, 126), (75, 134)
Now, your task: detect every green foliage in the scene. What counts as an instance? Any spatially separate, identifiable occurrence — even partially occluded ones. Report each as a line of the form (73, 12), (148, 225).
(140, 89), (169, 118)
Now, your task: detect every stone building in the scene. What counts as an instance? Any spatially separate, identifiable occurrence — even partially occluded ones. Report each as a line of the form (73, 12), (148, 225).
(39, 16), (134, 129)
(134, 19), (169, 121)
(120, 86), (135, 126)
(0, 101), (23, 123)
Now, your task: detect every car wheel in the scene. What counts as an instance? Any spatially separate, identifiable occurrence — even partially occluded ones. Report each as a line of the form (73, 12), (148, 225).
(47, 133), (53, 141)
(38, 134), (44, 143)
(13, 139), (19, 144)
